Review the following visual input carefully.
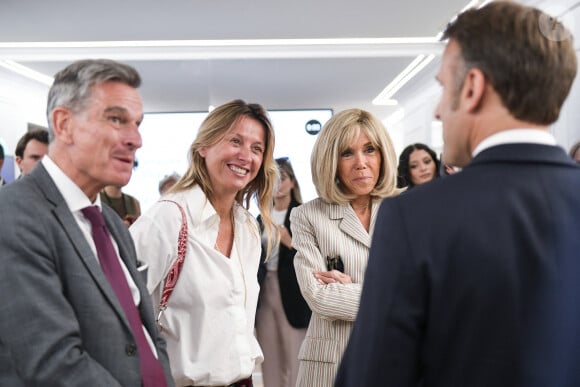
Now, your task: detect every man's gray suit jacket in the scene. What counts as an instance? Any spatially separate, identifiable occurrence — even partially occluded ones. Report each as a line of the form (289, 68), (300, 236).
(0, 163), (174, 387)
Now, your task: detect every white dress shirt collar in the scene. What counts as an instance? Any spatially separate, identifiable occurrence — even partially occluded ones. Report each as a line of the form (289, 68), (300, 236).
(179, 185), (249, 228)
(42, 156), (103, 212)
(472, 129), (556, 158)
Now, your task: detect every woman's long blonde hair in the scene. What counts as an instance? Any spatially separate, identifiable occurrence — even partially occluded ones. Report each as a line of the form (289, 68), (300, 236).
(171, 99), (279, 254)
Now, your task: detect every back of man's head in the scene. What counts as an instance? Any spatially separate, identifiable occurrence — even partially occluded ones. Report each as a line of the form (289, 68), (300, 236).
(443, 1), (577, 125)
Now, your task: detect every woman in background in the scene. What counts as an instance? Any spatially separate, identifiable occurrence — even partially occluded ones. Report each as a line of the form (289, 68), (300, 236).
(256, 157), (311, 387)
(397, 142), (441, 189)
(158, 172), (181, 195)
(290, 108), (400, 387)
(131, 99), (278, 387)
(100, 184), (141, 226)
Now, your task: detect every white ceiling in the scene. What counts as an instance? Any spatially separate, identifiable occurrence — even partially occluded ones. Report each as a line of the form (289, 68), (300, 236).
(0, 0), (472, 118)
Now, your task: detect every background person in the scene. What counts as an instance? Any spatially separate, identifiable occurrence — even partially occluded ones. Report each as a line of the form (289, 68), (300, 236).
(336, 3), (579, 386)
(0, 59), (172, 386)
(130, 99), (278, 387)
(101, 184), (142, 226)
(256, 156), (311, 387)
(159, 172), (181, 195)
(397, 142), (440, 188)
(14, 128), (49, 176)
(569, 140), (580, 163)
(290, 108), (400, 387)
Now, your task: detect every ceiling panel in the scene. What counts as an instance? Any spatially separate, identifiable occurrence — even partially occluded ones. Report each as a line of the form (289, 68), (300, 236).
(0, 0), (473, 118)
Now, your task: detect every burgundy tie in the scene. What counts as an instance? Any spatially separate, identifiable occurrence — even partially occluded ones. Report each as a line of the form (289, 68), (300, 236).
(82, 206), (167, 387)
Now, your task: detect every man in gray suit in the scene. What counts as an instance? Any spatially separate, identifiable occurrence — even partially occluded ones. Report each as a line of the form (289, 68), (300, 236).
(0, 59), (173, 386)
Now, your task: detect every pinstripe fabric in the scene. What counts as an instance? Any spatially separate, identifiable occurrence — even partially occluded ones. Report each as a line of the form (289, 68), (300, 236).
(290, 198), (381, 387)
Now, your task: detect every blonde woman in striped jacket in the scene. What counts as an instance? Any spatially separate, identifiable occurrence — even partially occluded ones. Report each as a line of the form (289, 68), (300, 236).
(290, 109), (400, 387)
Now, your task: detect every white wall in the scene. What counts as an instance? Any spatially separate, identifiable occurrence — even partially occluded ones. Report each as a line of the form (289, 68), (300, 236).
(391, 0), (580, 154)
(0, 67), (49, 178)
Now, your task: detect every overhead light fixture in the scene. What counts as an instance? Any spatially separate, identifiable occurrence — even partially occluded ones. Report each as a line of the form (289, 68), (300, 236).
(0, 37), (439, 49)
(0, 60), (53, 86)
(0, 37), (441, 62)
(373, 0), (487, 107)
(372, 54), (435, 105)
(0, 37), (442, 94)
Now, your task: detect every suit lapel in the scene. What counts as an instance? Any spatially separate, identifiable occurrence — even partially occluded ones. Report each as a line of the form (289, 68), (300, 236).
(330, 202), (372, 248)
(33, 165), (133, 330)
(55, 204), (134, 327)
(104, 210), (157, 334)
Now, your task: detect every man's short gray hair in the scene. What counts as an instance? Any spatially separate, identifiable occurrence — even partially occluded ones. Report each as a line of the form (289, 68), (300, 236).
(46, 59), (141, 141)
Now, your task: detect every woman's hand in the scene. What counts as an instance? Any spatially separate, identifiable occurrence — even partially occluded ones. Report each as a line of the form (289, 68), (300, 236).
(313, 270), (352, 285)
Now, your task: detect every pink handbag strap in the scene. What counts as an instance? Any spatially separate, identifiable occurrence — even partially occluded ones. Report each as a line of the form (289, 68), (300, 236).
(157, 200), (188, 318)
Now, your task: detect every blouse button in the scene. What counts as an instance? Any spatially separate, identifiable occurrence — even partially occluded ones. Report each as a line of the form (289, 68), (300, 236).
(125, 343), (137, 356)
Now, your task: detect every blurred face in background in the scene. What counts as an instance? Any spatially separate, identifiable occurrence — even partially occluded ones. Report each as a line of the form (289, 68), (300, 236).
(275, 170), (295, 201)
(16, 139), (48, 176)
(409, 149), (437, 186)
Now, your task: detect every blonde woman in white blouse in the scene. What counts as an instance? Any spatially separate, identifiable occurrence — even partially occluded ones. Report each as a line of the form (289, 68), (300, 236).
(131, 100), (278, 387)
(291, 109), (400, 387)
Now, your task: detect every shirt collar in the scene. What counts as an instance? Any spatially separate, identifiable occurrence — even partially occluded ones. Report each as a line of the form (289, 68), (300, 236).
(42, 156), (103, 212)
(472, 129), (556, 158)
(179, 185), (246, 225)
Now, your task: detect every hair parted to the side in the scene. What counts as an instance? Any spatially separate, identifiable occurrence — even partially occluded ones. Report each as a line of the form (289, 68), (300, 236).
(46, 59), (141, 142)
(397, 143), (441, 188)
(15, 129), (49, 158)
(311, 108), (400, 204)
(170, 99), (279, 254)
(442, 1), (577, 125)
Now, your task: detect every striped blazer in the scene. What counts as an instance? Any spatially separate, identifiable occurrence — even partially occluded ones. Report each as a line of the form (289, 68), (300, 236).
(290, 197), (381, 387)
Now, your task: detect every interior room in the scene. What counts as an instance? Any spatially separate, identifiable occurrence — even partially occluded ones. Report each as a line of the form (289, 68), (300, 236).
(0, 0), (578, 206)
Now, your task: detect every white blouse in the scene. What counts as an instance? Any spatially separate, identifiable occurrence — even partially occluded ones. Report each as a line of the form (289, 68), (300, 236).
(130, 186), (263, 387)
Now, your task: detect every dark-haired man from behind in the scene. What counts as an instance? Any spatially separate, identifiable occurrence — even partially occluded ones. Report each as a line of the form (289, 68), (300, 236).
(14, 128), (49, 176)
(0, 59), (173, 386)
(336, 2), (579, 387)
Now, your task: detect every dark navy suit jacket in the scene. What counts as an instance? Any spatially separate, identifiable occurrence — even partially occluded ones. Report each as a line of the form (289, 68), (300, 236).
(336, 143), (580, 387)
